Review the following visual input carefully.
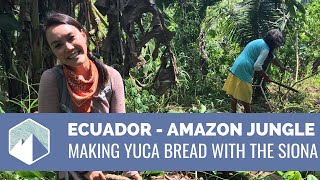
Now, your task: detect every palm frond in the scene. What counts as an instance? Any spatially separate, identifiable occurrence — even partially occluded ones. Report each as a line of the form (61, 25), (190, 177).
(231, 0), (283, 46)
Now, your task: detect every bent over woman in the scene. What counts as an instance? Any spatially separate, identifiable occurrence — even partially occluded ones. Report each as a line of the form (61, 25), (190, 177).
(223, 29), (290, 113)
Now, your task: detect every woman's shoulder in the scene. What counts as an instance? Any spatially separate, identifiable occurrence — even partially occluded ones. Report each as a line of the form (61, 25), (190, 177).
(256, 39), (269, 48)
(39, 67), (60, 97)
(40, 67), (60, 81)
(104, 65), (122, 80)
(250, 39), (265, 45)
(248, 39), (269, 50)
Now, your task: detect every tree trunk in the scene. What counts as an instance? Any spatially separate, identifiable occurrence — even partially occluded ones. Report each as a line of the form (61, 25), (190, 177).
(295, 28), (299, 82)
(31, 0), (43, 85)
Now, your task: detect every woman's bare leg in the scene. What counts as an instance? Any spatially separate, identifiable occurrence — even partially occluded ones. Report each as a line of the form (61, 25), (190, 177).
(231, 97), (237, 113)
(240, 101), (251, 113)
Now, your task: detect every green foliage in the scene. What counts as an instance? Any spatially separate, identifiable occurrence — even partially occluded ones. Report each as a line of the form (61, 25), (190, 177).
(285, 0), (306, 17)
(0, 106), (4, 113)
(227, 0), (283, 45)
(142, 170), (165, 178)
(0, 171), (18, 180)
(307, 175), (318, 180)
(3, 73), (38, 113)
(277, 171), (304, 180)
(0, 14), (21, 32)
(295, 0), (320, 69)
(15, 171), (56, 179)
(0, 171), (56, 180)
(124, 38), (168, 113)
(123, 0), (319, 114)
(0, 94), (6, 113)
(276, 171), (320, 180)
(125, 80), (166, 112)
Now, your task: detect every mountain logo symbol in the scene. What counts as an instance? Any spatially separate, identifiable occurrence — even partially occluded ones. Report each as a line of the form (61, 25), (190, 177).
(9, 118), (50, 165)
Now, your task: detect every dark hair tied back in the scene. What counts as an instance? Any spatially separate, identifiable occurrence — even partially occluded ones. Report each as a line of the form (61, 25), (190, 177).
(88, 52), (109, 91)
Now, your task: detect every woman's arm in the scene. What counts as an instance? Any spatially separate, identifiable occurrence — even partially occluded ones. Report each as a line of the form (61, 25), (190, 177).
(38, 69), (60, 112)
(253, 49), (269, 72)
(254, 49), (272, 82)
(272, 58), (292, 72)
(108, 67), (125, 113)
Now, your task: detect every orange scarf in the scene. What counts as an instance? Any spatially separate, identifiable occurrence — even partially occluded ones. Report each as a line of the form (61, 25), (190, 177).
(63, 60), (98, 113)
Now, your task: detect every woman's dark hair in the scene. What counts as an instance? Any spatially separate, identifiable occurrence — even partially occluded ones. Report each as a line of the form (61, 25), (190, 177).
(263, 29), (284, 50)
(43, 12), (108, 91)
(263, 29), (284, 61)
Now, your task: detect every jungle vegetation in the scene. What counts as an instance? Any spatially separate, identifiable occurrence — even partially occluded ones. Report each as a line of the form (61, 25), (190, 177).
(0, 0), (320, 179)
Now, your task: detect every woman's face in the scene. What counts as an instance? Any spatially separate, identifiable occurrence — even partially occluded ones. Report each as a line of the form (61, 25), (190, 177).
(46, 24), (88, 68)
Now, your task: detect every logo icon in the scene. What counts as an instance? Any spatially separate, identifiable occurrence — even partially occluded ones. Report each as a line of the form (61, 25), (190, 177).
(9, 118), (50, 165)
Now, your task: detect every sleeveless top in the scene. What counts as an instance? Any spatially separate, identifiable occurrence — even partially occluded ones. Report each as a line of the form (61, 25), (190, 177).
(230, 39), (270, 83)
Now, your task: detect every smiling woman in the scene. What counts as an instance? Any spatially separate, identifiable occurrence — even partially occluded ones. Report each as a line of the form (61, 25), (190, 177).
(39, 12), (121, 114)
(38, 12), (140, 180)
(46, 24), (89, 68)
